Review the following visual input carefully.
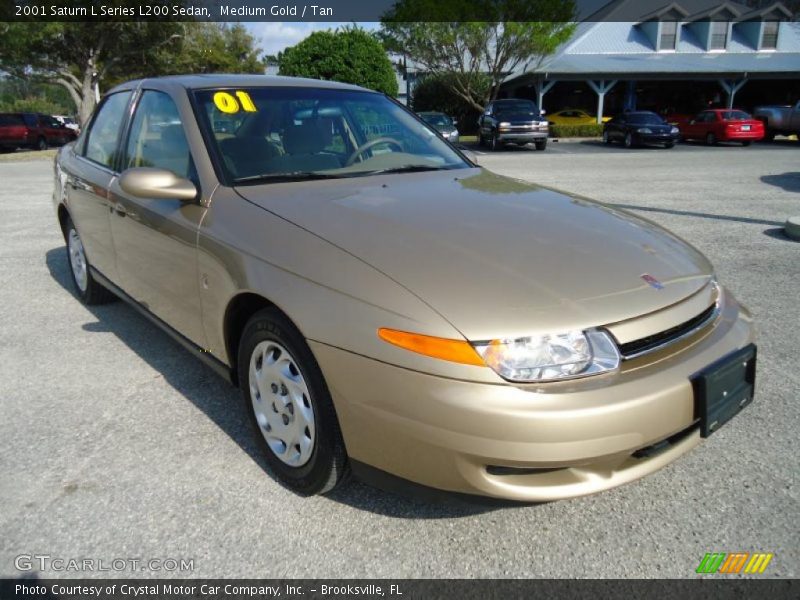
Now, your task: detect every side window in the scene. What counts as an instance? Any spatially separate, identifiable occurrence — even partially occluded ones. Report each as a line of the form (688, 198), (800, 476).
(83, 92), (132, 168)
(22, 114), (38, 128)
(124, 91), (191, 179)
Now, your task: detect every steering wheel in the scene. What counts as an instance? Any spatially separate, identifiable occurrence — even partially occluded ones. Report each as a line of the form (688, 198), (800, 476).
(345, 137), (403, 166)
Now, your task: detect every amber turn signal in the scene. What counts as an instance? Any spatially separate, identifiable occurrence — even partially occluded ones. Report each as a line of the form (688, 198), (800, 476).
(377, 328), (486, 367)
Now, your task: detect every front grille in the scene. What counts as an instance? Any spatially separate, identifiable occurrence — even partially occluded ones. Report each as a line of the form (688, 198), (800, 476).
(618, 303), (718, 359)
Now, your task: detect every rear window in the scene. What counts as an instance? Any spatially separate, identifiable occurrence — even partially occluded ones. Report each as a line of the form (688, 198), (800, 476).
(0, 114), (24, 126)
(722, 111), (751, 121)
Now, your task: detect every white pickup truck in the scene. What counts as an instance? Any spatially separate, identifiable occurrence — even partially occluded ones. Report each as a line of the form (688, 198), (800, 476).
(753, 100), (800, 141)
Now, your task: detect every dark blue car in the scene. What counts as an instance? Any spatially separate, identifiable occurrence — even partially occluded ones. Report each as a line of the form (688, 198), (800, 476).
(603, 111), (680, 149)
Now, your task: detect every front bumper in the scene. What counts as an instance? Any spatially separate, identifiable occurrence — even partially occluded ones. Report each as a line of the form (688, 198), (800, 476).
(497, 131), (548, 143)
(636, 132), (680, 145)
(312, 289), (755, 502)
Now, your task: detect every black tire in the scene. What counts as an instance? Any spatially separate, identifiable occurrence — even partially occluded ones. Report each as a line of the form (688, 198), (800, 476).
(742, 140), (752, 147)
(624, 133), (634, 148)
(763, 131), (775, 142)
(64, 217), (116, 305)
(705, 132), (716, 146)
(665, 141), (675, 149)
(602, 130), (611, 144)
(477, 134), (485, 147)
(36, 137), (47, 151)
(535, 139), (547, 151)
(489, 133), (500, 151)
(238, 308), (349, 496)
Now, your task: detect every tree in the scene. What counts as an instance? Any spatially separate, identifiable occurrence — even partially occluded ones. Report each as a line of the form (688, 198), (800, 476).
(411, 72), (490, 134)
(381, 0), (577, 111)
(278, 26), (398, 96)
(0, 20), (265, 124)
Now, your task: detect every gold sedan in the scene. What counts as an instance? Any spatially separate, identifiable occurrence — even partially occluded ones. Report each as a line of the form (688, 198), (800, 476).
(53, 75), (756, 502)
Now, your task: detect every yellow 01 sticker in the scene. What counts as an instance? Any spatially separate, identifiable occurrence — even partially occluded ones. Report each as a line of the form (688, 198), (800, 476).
(213, 91), (257, 114)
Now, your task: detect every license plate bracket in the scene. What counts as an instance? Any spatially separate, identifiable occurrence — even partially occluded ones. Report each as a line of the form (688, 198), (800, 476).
(692, 344), (756, 438)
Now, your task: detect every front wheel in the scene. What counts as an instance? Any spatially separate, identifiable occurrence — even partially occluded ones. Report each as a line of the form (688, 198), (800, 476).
(36, 137), (47, 151)
(489, 133), (500, 151)
(602, 130), (611, 144)
(624, 133), (634, 148)
(65, 218), (116, 305)
(534, 139), (547, 151)
(705, 132), (716, 146)
(665, 141), (675, 149)
(239, 309), (349, 495)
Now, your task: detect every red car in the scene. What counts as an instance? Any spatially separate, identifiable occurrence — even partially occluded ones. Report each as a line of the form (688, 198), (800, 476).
(679, 109), (765, 146)
(0, 112), (78, 152)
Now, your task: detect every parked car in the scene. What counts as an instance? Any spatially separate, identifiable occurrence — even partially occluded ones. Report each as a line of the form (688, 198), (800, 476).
(417, 111), (459, 143)
(679, 109), (765, 146)
(753, 101), (800, 141)
(54, 75), (755, 502)
(53, 115), (81, 133)
(547, 108), (610, 126)
(0, 112), (77, 151)
(603, 111), (680, 148)
(478, 98), (548, 151)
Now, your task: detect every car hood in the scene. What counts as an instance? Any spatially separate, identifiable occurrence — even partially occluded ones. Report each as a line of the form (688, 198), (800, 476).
(235, 169), (713, 340)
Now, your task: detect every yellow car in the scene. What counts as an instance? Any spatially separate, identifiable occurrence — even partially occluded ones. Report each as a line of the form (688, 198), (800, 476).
(548, 108), (611, 125)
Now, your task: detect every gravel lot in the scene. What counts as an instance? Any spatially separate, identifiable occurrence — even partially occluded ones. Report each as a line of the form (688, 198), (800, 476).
(0, 142), (797, 579)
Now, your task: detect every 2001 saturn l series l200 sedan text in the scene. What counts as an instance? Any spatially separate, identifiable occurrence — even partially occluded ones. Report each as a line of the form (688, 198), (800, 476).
(53, 75), (756, 502)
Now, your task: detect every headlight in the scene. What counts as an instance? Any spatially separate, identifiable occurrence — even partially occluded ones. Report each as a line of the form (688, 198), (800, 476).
(499, 122), (511, 127)
(671, 126), (680, 134)
(473, 329), (620, 382)
(637, 127), (652, 134)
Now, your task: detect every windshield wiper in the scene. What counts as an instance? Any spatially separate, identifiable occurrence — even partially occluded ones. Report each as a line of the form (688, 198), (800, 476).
(233, 171), (344, 184)
(361, 165), (451, 176)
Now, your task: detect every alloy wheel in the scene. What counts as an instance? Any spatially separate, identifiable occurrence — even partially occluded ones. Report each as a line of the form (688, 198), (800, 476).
(68, 229), (88, 292)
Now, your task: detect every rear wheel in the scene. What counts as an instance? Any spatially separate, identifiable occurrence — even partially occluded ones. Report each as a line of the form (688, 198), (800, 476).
(602, 130), (611, 144)
(624, 133), (634, 148)
(36, 137), (47, 151)
(705, 132), (716, 146)
(742, 140), (752, 147)
(239, 309), (349, 495)
(65, 218), (116, 305)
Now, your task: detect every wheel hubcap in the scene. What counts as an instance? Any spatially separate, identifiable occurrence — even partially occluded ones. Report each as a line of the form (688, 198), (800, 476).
(249, 341), (315, 467)
(68, 229), (88, 292)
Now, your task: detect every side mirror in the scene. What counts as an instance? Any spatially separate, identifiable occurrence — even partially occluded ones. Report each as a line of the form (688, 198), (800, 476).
(540, 109), (547, 116)
(452, 119), (458, 125)
(119, 168), (197, 201)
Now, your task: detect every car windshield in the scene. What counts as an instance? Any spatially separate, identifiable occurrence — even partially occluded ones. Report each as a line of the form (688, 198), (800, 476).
(626, 113), (665, 125)
(193, 87), (469, 184)
(494, 100), (539, 116)
(721, 111), (751, 121)
(421, 113), (452, 127)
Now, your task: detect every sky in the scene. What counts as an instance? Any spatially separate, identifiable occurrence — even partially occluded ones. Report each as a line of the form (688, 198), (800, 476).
(244, 22), (380, 56)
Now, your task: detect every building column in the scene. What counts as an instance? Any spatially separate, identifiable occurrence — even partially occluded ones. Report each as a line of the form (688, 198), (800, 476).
(718, 78), (747, 109)
(623, 80), (637, 111)
(587, 80), (618, 124)
(535, 79), (556, 113)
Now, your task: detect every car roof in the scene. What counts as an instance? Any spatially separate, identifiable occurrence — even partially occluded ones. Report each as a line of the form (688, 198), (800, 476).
(106, 74), (372, 95)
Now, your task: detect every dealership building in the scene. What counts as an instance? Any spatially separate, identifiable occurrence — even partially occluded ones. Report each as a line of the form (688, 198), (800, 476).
(500, 0), (800, 121)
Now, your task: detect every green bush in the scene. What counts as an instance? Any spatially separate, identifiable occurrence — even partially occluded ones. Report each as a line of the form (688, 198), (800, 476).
(549, 123), (604, 138)
(278, 27), (398, 96)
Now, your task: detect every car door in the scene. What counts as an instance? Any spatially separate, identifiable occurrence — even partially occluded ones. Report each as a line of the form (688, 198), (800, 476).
(609, 115), (626, 140)
(62, 91), (132, 284)
(108, 88), (207, 345)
